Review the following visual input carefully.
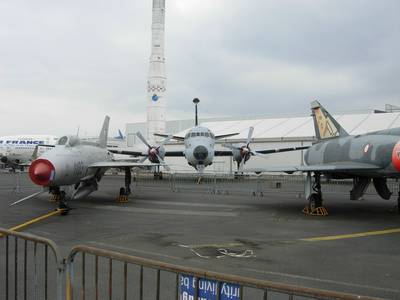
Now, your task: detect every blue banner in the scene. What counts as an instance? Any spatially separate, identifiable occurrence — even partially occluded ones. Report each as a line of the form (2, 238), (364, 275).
(179, 275), (240, 300)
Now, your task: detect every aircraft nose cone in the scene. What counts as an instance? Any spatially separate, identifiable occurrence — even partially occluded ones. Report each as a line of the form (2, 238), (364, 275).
(29, 159), (55, 186)
(193, 145), (208, 161)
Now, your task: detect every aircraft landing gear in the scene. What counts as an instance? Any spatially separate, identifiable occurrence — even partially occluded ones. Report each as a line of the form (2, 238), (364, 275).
(154, 171), (163, 180)
(397, 187), (400, 214)
(50, 186), (62, 203)
(57, 191), (70, 215)
(303, 172), (328, 216)
(117, 167), (131, 203)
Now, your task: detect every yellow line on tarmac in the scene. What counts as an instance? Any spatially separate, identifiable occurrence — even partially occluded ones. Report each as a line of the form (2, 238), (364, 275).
(301, 228), (400, 242)
(0, 209), (65, 237)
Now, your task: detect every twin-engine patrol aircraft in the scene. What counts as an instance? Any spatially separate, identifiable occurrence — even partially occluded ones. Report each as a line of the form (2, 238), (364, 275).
(112, 98), (308, 174)
(248, 101), (400, 213)
(12, 116), (157, 212)
(0, 135), (57, 168)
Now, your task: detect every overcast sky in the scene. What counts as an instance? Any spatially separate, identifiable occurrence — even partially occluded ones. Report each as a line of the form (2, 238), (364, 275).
(1, 0), (399, 136)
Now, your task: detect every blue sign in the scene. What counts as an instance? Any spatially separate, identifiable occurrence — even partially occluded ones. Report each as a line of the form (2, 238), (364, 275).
(179, 275), (240, 300)
(152, 94), (159, 102)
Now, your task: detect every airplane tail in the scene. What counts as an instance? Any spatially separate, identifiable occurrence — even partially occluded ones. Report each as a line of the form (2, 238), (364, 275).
(311, 101), (348, 140)
(98, 116), (110, 148)
(117, 129), (124, 140)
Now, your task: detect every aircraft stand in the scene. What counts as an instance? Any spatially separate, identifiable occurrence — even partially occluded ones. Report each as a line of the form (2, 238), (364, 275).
(303, 172), (328, 216)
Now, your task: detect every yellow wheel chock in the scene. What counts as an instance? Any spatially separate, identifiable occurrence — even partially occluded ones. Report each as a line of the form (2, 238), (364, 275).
(303, 206), (329, 216)
(117, 195), (129, 203)
(50, 194), (61, 203)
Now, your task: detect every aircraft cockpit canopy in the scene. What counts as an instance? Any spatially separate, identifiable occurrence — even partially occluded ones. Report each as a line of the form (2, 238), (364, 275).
(57, 136), (80, 147)
(185, 128), (215, 139)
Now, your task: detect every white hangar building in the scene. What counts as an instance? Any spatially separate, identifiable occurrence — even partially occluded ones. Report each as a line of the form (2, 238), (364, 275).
(126, 109), (400, 173)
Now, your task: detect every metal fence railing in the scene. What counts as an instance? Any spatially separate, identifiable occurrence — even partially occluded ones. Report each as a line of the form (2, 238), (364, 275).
(0, 227), (381, 300)
(65, 245), (377, 300)
(0, 228), (65, 300)
(132, 173), (400, 199)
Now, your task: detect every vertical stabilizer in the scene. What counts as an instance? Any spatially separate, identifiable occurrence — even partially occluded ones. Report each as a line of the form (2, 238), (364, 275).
(311, 101), (348, 140)
(99, 116), (110, 148)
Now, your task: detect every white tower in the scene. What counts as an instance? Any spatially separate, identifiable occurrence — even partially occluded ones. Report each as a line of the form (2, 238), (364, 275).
(147, 0), (167, 144)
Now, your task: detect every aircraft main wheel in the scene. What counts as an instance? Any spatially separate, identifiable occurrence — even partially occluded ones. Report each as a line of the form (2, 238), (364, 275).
(159, 172), (163, 180)
(119, 187), (126, 195)
(58, 202), (70, 215)
(309, 193), (322, 210)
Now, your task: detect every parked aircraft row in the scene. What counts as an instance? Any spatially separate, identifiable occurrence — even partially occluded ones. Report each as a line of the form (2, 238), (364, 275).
(7, 99), (400, 215)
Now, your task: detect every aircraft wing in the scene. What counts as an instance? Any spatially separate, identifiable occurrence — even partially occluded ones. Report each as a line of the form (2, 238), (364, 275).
(154, 133), (185, 141)
(255, 145), (310, 155)
(164, 151), (185, 157)
(296, 162), (382, 172)
(88, 161), (159, 168)
(214, 150), (234, 156)
(108, 149), (143, 156)
(215, 133), (239, 140)
(246, 162), (382, 174)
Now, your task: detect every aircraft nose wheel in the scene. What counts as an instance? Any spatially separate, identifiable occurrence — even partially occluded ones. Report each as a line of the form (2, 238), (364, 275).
(57, 192), (70, 215)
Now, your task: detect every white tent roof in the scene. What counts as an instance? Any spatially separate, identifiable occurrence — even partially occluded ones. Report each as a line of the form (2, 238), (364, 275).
(175, 112), (400, 140)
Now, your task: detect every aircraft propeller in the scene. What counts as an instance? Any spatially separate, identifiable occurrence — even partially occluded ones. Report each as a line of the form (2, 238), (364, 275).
(135, 132), (171, 171)
(223, 127), (257, 172)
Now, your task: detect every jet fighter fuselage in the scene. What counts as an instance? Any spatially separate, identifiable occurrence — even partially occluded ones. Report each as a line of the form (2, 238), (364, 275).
(304, 133), (400, 179)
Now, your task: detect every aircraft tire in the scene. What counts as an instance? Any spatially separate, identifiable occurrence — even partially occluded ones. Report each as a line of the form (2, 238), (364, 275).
(119, 187), (126, 195)
(309, 193), (323, 210)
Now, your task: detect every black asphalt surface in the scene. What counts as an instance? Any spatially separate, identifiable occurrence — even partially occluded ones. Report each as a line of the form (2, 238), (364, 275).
(0, 172), (400, 299)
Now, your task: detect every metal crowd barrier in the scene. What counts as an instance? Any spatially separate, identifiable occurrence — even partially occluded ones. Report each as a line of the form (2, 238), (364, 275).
(133, 172), (399, 198)
(65, 245), (376, 300)
(0, 227), (380, 300)
(0, 228), (65, 300)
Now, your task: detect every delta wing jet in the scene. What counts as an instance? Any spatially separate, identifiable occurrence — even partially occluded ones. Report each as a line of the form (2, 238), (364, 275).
(247, 101), (400, 214)
(112, 98), (308, 174)
(12, 116), (158, 212)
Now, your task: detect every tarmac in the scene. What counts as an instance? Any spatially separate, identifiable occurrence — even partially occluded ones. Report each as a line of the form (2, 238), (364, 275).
(1, 171), (400, 299)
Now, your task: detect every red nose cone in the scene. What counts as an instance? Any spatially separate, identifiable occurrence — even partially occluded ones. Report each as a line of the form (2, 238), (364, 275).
(392, 142), (400, 172)
(29, 159), (55, 186)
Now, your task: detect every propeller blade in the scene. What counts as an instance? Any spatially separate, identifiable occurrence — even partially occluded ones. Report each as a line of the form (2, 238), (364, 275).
(238, 159), (245, 172)
(138, 156), (148, 163)
(251, 152), (270, 160)
(10, 190), (47, 207)
(246, 126), (254, 146)
(136, 132), (152, 149)
(156, 154), (171, 171)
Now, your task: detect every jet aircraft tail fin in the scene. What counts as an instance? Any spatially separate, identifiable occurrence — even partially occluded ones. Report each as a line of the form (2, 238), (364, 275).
(311, 101), (348, 140)
(99, 116), (110, 148)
